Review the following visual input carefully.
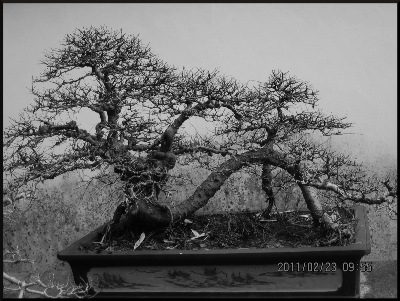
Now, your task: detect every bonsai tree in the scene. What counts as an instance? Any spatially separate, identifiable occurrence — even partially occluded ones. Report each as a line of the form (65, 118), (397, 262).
(3, 26), (397, 240)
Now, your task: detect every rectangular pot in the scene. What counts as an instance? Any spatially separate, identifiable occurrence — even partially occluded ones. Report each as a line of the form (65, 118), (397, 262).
(57, 205), (370, 298)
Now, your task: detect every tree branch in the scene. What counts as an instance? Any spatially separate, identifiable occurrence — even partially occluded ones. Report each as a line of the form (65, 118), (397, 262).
(32, 121), (100, 145)
(307, 180), (397, 205)
(174, 145), (231, 156)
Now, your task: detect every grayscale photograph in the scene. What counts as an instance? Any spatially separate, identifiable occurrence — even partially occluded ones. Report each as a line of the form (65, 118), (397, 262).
(3, 3), (397, 299)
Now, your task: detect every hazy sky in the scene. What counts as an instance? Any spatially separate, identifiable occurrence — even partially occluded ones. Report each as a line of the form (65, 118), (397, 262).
(3, 3), (397, 158)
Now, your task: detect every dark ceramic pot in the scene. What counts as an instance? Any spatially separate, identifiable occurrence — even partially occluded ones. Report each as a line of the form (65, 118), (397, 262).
(57, 205), (370, 298)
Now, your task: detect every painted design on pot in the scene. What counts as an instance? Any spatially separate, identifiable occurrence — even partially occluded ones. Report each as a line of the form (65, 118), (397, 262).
(88, 265), (343, 293)
(92, 272), (156, 289)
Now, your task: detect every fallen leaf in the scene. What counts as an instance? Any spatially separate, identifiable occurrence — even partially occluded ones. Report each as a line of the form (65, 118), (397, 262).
(191, 229), (201, 237)
(190, 229), (207, 240)
(133, 232), (146, 250)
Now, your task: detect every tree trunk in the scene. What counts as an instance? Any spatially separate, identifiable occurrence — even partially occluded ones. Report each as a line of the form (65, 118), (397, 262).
(110, 151), (176, 236)
(298, 183), (338, 229)
(170, 150), (264, 221)
(262, 148), (338, 230)
(261, 163), (275, 218)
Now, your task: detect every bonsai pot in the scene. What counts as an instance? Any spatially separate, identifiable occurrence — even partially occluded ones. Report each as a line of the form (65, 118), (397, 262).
(57, 205), (370, 298)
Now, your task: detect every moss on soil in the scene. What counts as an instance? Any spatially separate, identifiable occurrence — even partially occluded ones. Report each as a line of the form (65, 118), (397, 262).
(82, 205), (357, 254)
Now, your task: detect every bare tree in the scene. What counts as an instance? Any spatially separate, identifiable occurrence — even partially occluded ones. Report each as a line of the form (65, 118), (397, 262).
(4, 27), (397, 238)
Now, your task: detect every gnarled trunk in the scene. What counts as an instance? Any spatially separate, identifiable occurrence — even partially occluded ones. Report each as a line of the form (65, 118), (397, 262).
(110, 150), (176, 236)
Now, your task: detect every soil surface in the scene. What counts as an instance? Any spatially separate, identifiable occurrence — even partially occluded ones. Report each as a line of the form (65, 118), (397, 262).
(81, 206), (357, 254)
